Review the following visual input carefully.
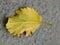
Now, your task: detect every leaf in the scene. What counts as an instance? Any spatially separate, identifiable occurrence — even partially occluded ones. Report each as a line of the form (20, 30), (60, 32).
(6, 7), (42, 37)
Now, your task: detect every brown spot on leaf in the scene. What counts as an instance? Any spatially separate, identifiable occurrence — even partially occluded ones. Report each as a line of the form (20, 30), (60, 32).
(14, 13), (19, 17)
(30, 31), (32, 34)
(23, 31), (26, 35)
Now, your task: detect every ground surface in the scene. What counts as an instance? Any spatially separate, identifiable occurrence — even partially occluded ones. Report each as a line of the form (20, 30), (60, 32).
(0, 0), (60, 45)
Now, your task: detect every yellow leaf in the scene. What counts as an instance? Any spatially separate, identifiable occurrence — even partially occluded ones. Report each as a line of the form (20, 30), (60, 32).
(6, 7), (42, 37)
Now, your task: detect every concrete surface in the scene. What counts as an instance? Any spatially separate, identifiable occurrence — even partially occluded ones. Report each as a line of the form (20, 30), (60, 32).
(0, 0), (60, 45)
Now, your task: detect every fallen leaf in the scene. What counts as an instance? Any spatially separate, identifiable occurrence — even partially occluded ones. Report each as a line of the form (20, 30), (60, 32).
(6, 7), (42, 37)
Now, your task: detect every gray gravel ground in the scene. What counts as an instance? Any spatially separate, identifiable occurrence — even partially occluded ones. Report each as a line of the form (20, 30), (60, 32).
(0, 0), (60, 45)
